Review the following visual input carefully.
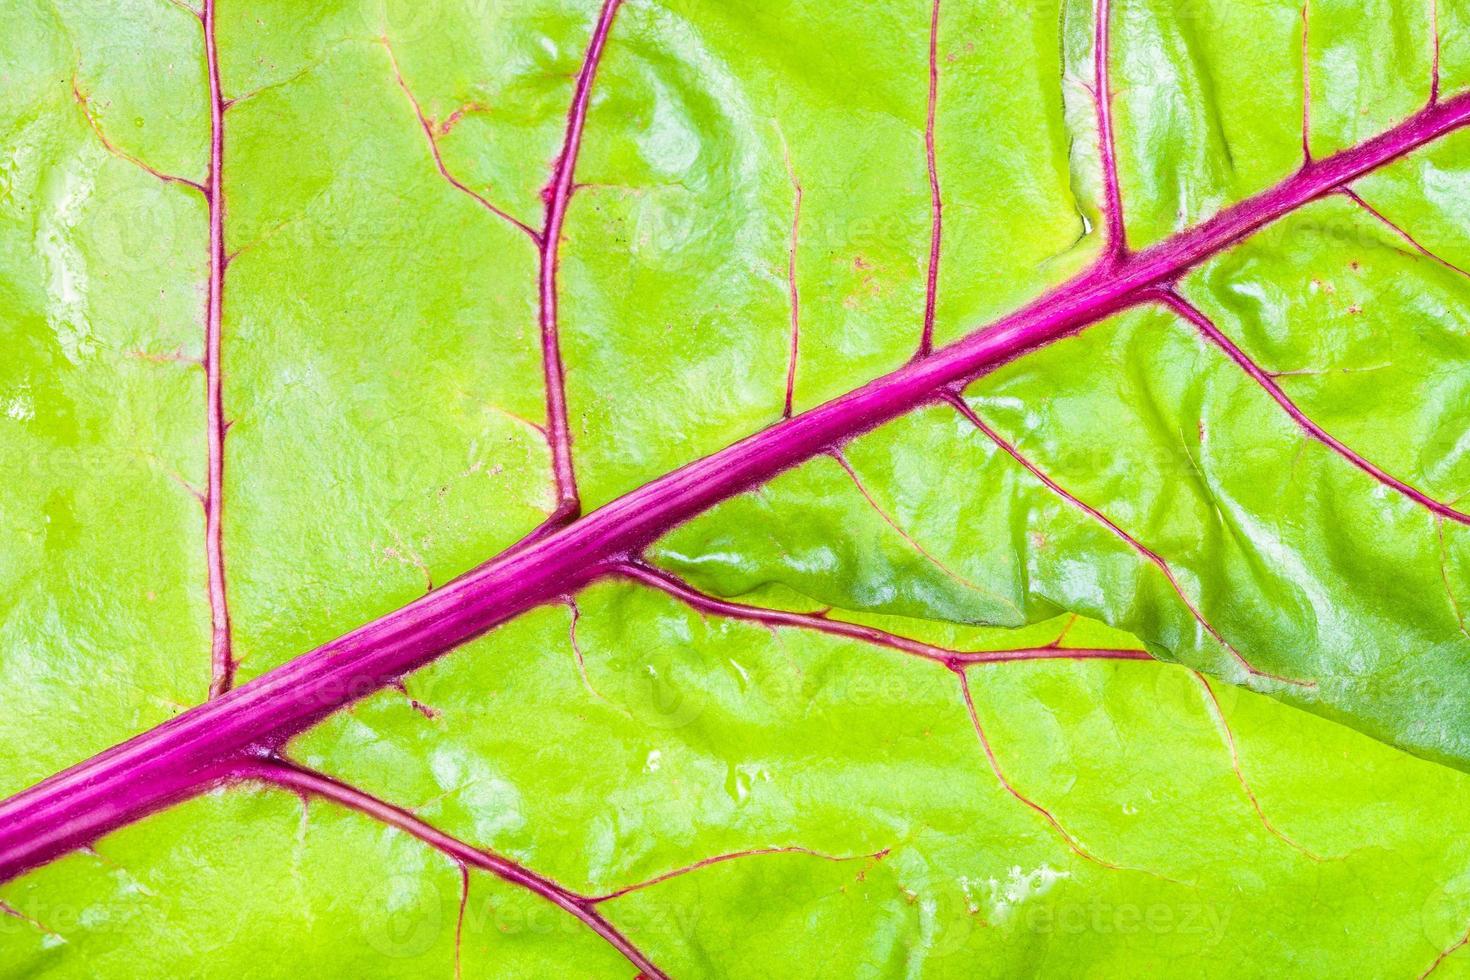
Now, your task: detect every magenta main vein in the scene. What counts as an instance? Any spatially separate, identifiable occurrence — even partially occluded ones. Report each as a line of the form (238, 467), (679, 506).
(536, 0), (624, 523)
(202, 0), (234, 699)
(3, 88), (1469, 885)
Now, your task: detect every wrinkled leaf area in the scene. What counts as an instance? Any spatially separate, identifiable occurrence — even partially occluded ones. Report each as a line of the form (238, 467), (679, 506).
(3, 0), (1470, 976)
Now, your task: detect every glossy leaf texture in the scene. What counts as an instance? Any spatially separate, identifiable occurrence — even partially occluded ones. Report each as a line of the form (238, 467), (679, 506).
(2, 0), (1470, 976)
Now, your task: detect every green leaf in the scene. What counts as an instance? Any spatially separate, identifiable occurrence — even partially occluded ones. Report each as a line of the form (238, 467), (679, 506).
(3, 0), (1470, 975)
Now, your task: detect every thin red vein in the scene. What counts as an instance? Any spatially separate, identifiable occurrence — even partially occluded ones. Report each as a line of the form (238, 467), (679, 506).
(919, 0), (944, 354)
(1437, 520), (1470, 640)
(382, 40), (540, 242)
(1300, 4), (1313, 161)
(536, 0), (625, 523)
(1422, 924), (1470, 979)
(1340, 187), (1470, 281)
(616, 560), (1150, 670)
(589, 844), (887, 903)
(453, 864), (470, 980)
(0, 900), (60, 940)
(203, 0), (233, 699)
(1093, 0), (1126, 259)
(70, 5), (230, 698)
(1431, 0), (1442, 104)
(1160, 291), (1470, 525)
(956, 671), (1119, 871)
(235, 759), (668, 980)
(831, 450), (1013, 612)
(567, 596), (592, 686)
(70, 79), (206, 193)
(946, 394), (1311, 686)
(5, 88), (1469, 883)
(782, 145), (804, 418)
(565, 596), (619, 708)
(1191, 672), (1323, 861)
(391, 679), (441, 721)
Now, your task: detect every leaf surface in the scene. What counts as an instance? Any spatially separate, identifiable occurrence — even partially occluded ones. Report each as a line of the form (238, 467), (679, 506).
(3, 0), (1470, 975)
